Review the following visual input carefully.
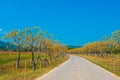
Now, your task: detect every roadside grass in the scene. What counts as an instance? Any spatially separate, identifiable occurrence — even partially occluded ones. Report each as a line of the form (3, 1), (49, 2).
(0, 53), (32, 65)
(76, 53), (120, 77)
(0, 51), (69, 80)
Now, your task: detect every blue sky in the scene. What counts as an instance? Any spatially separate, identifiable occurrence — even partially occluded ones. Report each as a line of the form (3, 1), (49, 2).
(0, 0), (120, 45)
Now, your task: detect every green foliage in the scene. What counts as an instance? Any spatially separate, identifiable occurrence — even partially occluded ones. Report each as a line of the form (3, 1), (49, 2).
(112, 30), (120, 43)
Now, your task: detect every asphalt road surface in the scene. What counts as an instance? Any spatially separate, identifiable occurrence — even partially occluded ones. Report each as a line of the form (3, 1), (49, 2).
(36, 55), (120, 80)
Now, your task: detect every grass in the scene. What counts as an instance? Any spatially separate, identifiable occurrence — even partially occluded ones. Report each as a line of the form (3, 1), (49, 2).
(0, 53), (31, 65)
(77, 53), (120, 77)
(0, 51), (69, 80)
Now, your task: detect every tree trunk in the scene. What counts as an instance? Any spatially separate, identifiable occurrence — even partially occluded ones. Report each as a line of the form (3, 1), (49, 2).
(31, 47), (36, 71)
(48, 52), (52, 64)
(36, 50), (40, 65)
(16, 46), (20, 68)
(43, 58), (49, 67)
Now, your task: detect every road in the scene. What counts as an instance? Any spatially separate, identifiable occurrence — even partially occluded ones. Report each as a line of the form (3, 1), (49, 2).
(36, 55), (120, 80)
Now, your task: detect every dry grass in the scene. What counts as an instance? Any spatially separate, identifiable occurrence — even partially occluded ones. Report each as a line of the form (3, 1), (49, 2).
(0, 51), (69, 80)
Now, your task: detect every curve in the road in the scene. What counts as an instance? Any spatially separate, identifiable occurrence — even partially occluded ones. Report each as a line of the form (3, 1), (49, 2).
(36, 55), (120, 80)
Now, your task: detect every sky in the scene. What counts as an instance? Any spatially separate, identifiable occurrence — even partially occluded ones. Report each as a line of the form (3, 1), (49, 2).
(0, 0), (120, 45)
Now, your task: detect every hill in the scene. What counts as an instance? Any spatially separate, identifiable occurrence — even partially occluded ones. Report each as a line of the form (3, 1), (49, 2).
(67, 45), (82, 49)
(0, 41), (16, 50)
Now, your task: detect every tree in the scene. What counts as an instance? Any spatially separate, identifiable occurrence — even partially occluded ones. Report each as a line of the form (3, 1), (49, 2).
(112, 30), (120, 53)
(3, 29), (25, 68)
(24, 26), (39, 71)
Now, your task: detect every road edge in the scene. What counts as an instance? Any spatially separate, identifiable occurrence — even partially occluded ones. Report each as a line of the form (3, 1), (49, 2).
(80, 56), (120, 80)
(35, 55), (71, 80)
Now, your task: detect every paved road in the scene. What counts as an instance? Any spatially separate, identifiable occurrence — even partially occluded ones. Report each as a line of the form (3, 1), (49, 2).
(36, 55), (120, 80)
